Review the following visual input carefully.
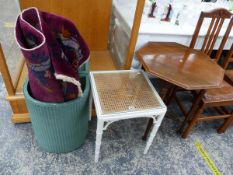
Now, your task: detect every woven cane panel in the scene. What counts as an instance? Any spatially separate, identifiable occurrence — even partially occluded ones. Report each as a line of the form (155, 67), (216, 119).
(93, 72), (161, 114)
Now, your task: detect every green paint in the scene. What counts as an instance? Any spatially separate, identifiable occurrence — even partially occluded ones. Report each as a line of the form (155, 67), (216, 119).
(23, 75), (90, 153)
(230, 0), (233, 11)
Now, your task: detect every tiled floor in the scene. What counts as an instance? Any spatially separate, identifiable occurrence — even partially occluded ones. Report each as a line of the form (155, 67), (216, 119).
(0, 1), (232, 174)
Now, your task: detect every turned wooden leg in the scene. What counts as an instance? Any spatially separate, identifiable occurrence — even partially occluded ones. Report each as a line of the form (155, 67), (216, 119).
(142, 118), (153, 141)
(166, 86), (178, 105)
(217, 116), (233, 134)
(178, 90), (206, 134)
(174, 95), (187, 116)
(159, 87), (170, 100)
(181, 102), (205, 138)
(163, 86), (176, 104)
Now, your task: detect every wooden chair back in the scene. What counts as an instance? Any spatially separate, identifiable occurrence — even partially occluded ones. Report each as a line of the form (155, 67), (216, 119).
(223, 43), (233, 69)
(190, 8), (233, 62)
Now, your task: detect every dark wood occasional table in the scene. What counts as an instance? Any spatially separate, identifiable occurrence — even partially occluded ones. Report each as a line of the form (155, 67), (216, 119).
(137, 42), (225, 137)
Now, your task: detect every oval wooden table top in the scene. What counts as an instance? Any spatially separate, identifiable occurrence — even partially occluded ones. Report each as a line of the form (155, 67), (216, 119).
(136, 42), (225, 90)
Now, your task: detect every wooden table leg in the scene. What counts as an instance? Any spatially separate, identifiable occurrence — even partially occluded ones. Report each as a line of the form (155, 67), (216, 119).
(163, 86), (176, 104)
(165, 86), (178, 105)
(217, 115), (233, 134)
(142, 118), (153, 141)
(181, 102), (205, 138)
(178, 89), (206, 135)
(142, 86), (172, 141)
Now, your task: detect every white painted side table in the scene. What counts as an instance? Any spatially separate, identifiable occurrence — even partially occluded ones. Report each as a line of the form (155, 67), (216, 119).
(90, 70), (167, 162)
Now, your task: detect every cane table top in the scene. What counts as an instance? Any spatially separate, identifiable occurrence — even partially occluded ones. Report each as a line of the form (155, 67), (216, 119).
(90, 70), (164, 115)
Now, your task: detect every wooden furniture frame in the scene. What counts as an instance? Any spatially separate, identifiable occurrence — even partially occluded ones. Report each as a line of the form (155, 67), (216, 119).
(173, 10), (233, 138)
(138, 8), (233, 139)
(137, 42), (225, 139)
(217, 113), (233, 133)
(124, 0), (145, 69)
(182, 88), (233, 138)
(182, 42), (233, 136)
(0, 44), (30, 123)
(178, 10), (233, 138)
(218, 44), (233, 132)
(176, 9), (233, 136)
(90, 70), (166, 162)
(224, 44), (233, 86)
(223, 44), (233, 69)
(190, 8), (233, 61)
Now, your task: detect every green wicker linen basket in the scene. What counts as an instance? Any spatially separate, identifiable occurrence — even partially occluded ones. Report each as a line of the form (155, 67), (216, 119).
(23, 75), (90, 153)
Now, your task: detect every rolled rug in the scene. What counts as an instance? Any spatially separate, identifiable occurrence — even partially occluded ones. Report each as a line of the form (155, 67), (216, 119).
(15, 7), (90, 102)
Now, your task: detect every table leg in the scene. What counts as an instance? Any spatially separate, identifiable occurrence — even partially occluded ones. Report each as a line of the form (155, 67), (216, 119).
(95, 119), (104, 162)
(181, 102), (204, 138)
(144, 113), (165, 154)
(142, 118), (153, 141)
(178, 89), (206, 135)
(163, 86), (175, 104)
(89, 91), (93, 121)
(217, 115), (233, 134)
(165, 86), (178, 105)
(142, 87), (172, 141)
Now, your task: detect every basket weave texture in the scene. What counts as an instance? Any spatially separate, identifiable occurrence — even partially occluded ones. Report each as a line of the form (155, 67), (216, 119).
(94, 72), (161, 114)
